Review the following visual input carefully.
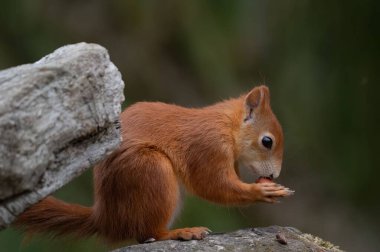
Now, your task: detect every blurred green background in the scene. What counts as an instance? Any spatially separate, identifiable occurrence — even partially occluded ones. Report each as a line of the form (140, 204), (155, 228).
(0, 0), (379, 251)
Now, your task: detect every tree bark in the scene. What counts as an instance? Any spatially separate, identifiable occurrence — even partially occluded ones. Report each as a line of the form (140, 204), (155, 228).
(113, 226), (343, 252)
(0, 43), (124, 229)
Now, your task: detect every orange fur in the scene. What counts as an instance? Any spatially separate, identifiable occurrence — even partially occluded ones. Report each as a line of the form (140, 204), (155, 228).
(15, 85), (288, 243)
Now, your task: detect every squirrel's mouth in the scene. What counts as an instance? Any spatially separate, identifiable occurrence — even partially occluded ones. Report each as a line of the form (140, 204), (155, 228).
(247, 164), (275, 183)
(255, 175), (274, 183)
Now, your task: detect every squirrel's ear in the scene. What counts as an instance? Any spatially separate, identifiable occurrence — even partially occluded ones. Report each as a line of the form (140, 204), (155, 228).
(244, 85), (270, 121)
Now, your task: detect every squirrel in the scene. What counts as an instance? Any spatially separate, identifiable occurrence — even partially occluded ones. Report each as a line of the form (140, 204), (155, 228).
(14, 85), (293, 244)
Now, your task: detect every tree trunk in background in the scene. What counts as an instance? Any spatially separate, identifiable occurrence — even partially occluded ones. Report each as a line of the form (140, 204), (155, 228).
(0, 43), (124, 229)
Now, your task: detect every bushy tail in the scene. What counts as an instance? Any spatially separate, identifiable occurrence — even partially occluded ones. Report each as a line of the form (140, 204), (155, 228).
(14, 196), (96, 238)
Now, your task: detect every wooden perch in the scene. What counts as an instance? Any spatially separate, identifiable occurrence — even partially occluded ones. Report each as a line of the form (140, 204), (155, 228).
(0, 43), (124, 229)
(113, 226), (342, 252)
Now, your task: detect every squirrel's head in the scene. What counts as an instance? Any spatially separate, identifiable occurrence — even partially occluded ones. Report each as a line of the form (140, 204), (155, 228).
(237, 85), (284, 180)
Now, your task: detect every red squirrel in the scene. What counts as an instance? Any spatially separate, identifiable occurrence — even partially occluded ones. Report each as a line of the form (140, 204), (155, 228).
(15, 85), (293, 243)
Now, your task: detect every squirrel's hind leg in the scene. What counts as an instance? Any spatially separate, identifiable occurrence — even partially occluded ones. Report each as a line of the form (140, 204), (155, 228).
(95, 147), (181, 243)
(124, 148), (181, 243)
(95, 146), (211, 243)
(127, 148), (210, 243)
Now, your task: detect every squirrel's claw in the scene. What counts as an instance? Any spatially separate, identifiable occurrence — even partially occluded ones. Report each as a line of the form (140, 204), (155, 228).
(143, 238), (156, 243)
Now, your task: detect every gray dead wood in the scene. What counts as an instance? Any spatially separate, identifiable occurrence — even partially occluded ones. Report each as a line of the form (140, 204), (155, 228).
(0, 43), (124, 229)
(113, 226), (343, 252)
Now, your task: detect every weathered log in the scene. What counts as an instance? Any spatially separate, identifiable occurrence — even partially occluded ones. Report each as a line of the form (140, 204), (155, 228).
(0, 43), (124, 228)
(113, 226), (343, 252)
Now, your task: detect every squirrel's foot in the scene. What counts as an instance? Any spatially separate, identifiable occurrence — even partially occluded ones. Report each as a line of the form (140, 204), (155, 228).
(157, 227), (211, 241)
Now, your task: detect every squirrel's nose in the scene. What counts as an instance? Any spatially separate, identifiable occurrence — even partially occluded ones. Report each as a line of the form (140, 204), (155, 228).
(269, 174), (274, 179)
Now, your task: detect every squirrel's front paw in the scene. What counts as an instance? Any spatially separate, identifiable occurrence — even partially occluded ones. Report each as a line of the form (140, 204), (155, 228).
(251, 183), (294, 203)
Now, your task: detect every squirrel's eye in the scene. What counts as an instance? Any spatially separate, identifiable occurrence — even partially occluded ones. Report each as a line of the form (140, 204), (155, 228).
(261, 136), (273, 149)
